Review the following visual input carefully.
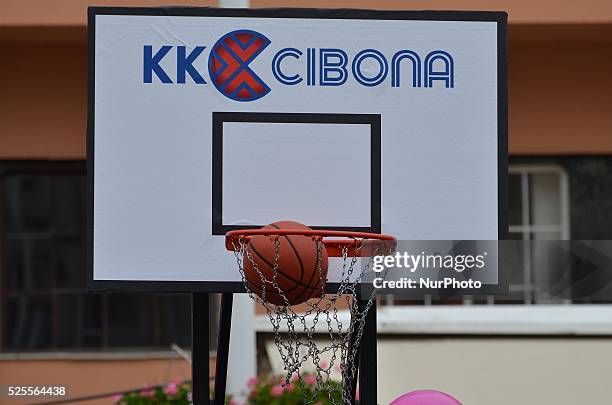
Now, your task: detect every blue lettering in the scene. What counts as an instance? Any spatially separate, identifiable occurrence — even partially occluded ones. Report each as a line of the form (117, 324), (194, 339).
(391, 50), (421, 88)
(143, 45), (173, 84)
(272, 48), (303, 85)
(352, 49), (388, 87)
(319, 49), (348, 86)
(177, 46), (206, 84)
(424, 51), (454, 88)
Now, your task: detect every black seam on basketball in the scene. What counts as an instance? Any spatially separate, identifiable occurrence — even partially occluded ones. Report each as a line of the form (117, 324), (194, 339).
(292, 245), (322, 303)
(249, 243), (307, 293)
(296, 279), (323, 303)
(249, 242), (316, 292)
(307, 240), (325, 290)
(269, 223), (315, 303)
(248, 241), (310, 294)
(293, 239), (327, 303)
(289, 284), (310, 304)
(270, 223), (306, 284)
(270, 224), (325, 303)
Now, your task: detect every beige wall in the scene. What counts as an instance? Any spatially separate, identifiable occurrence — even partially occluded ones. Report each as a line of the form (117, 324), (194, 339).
(509, 41), (612, 155)
(0, 44), (87, 159)
(251, 0), (612, 24)
(3, 0), (612, 25)
(0, 0), (218, 26)
(2, 28), (612, 158)
(0, 357), (192, 405)
(378, 337), (612, 404)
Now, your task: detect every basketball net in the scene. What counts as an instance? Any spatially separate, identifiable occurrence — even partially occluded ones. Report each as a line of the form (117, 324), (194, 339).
(230, 236), (386, 405)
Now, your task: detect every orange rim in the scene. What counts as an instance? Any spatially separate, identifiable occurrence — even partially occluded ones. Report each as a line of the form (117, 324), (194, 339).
(226, 228), (396, 257)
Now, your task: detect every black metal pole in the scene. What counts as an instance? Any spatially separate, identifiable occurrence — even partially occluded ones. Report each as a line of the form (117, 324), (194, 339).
(359, 300), (377, 405)
(192, 293), (210, 405)
(213, 293), (234, 405)
(347, 295), (363, 405)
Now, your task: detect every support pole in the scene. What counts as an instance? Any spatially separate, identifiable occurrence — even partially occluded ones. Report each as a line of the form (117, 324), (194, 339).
(359, 300), (377, 405)
(347, 295), (363, 405)
(214, 293), (234, 405)
(227, 293), (256, 400)
(192, 293), (210, 405)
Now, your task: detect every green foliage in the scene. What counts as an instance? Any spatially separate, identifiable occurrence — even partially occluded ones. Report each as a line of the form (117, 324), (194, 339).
(246, 373), (342, 405)
(112, 373), (343, 404)
(112, 381), (232, 405)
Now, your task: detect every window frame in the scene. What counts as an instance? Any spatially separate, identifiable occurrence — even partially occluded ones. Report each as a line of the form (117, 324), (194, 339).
(508, 164), (570, 240)
(507, 164), (571, 304)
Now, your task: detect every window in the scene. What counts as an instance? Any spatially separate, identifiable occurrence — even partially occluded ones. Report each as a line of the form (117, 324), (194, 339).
(0, 162), (213, 352)
(508, 165), (570, 240)
(505, 165), (570, 304)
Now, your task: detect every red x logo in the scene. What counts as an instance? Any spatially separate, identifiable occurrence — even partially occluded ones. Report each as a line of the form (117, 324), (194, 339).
(209, 30), (271, 101)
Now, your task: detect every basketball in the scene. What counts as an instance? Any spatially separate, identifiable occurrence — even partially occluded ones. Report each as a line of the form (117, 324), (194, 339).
(243, 221), (329, 306)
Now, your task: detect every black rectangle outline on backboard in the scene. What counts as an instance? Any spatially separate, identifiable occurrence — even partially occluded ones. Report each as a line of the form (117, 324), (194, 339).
(87, 6), (508, 292)
(212, 112), (382, 236)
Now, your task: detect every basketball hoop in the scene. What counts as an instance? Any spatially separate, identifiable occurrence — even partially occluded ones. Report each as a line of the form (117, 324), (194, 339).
(226, 221), (395, 404)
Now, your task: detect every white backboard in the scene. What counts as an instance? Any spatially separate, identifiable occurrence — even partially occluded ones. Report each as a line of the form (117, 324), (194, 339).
(88, 7), (507, 291)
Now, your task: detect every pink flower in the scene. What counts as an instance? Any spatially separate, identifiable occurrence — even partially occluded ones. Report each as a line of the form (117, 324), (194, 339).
(112, 394), (123, 403)
(247, 377), (259, 389)
(304, 374), (317, 385)
(140, 384), (155, 398)
(284, 383), (295, 392)
(271, 385), (284, 397)
(164, 382), (179, 396)
(188, 391), (193, 402)
(289, 372), (299, 383)
(319, 361), (329, 369)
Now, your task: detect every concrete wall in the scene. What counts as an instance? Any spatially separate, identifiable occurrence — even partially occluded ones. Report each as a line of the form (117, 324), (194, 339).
(262, 306), (612, 404)
(0, 355), (193, 405)
(378, 337), (612, 404)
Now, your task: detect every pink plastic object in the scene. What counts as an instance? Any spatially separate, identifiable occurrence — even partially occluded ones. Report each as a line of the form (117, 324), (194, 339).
(390, 390), (462, 405)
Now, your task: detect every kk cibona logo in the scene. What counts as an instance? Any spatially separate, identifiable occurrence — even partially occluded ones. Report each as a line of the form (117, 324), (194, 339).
(209, 30), (271, 101)
(143, 29), (455, 102)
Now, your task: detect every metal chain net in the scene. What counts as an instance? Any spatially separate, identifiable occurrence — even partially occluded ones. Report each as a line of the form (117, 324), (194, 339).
(231, 236), (384, 405)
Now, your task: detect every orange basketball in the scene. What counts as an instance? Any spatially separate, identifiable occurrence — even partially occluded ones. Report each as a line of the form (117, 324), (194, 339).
(243, 221), (329, 306)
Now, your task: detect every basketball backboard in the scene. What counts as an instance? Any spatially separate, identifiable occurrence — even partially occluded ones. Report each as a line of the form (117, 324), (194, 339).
(88, 7), (507, 292)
